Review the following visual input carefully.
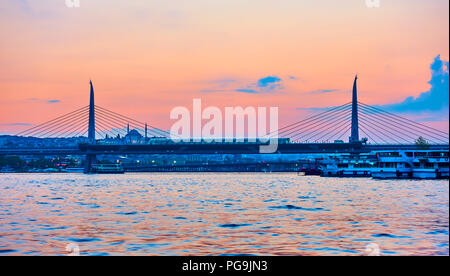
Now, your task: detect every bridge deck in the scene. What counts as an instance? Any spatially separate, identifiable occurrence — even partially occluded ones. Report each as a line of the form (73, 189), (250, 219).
(0, 143), (448, 156)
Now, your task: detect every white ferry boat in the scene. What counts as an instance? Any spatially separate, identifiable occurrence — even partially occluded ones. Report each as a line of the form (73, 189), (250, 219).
(320, 150), (449, 179)
(90, 164), (125, 174)
(320, 153), (377, 177)
(372, 150), (449, 179)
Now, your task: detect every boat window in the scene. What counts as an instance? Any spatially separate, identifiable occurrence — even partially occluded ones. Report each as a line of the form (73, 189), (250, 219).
(431, 152), (449, 158)
(378, 152), (400, 157)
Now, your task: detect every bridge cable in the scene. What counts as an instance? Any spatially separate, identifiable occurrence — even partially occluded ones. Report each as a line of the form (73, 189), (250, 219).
(358, 118), (406, 144)
(95, 114), (129, 137)
(95, 105), (176, 138)
(288, 109), (352, 142)
(95, 107), (173, 138)
(278, 106), (352, 140)
(358, 120), (393, 144)
(289, 113), (352, 143)
(16, 105), (88, 136)
(50, 117), (89, 138)
(359, 102), (449, 139)
(95, 109), (172, 138)
(60, 119), (89, 138)
(358, 113), (420, 144)
(312, 118), (352, 143)
(358, 124), (380, 145)
(272, 104), (352, 139)
(334, 123), (352, 142)
(358, 104), (448, 143)
(358, 107), (447, 144)
(96, 111), (151, 137)
(17, 106), (89, 137)
(61, 119), (89, 138)
(292, 114), (352, 143)
(25, 110), (88, 138)
(94, 120), (120, 140)
(275, 102), (352, 134)
(33, 111), (89, 138)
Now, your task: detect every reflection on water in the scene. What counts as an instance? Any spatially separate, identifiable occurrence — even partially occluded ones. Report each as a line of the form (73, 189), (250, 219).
(0, 173), (448, 256)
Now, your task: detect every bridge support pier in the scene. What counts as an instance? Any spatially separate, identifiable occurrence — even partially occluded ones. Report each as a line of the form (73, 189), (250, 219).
(84, 154), (97, 173)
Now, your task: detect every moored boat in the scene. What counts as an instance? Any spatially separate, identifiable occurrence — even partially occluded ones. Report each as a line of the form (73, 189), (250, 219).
(320, 153), (377, 177)
(90, 164), (125, 174)
(371, 150), (448, 179)
(320, 149), (448, 179)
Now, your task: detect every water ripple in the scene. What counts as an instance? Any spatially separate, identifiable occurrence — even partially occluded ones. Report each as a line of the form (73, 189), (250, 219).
(0, 173), (448, 256)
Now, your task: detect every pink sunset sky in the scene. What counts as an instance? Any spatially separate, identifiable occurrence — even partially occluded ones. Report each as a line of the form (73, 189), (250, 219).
(0, 0), (448, 134)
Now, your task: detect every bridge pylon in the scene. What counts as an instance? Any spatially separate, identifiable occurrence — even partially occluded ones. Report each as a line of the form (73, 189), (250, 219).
(85, 80), (97, 173)
(349, 75), (360, 143)
(88, 80), (96, 144)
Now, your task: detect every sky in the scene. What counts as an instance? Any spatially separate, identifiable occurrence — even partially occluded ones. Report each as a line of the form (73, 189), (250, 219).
(0, 0), (449, 135)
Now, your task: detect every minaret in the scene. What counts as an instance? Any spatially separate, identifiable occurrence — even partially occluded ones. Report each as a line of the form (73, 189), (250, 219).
(88, 80), (96, 144)
(349, 75), (359, 143)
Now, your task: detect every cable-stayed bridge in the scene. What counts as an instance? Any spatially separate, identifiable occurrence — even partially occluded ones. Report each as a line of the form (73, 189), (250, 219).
(1, 77), (448, 172)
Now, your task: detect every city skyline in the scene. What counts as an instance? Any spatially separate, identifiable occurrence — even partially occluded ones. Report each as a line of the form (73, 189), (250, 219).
(0, 0), (448, 135)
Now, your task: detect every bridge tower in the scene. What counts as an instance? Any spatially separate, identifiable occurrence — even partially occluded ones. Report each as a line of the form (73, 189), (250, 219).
(85, 80), (97, 173)
(349, 75), (360, 143)
(88, 80), (96, 144)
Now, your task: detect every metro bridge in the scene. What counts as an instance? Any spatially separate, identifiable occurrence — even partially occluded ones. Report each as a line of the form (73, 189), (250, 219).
(1, 142), (448, 157)
(1, 77), (448, 172)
